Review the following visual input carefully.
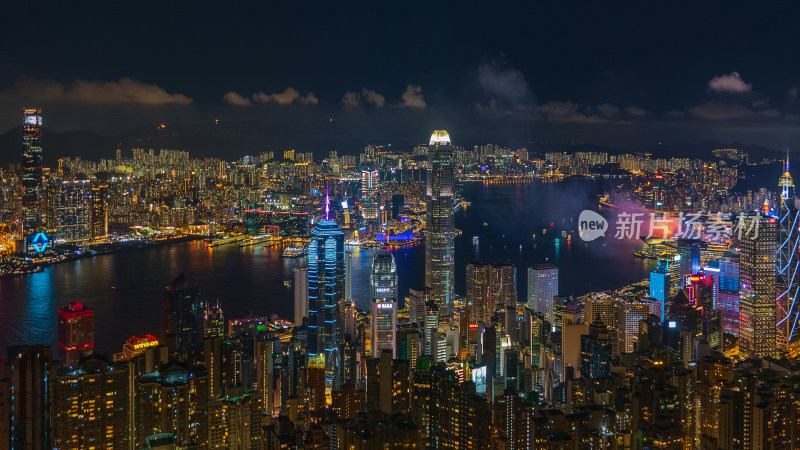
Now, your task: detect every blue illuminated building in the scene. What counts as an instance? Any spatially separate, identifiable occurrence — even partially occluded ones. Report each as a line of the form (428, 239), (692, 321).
(307, 219), (345, 387)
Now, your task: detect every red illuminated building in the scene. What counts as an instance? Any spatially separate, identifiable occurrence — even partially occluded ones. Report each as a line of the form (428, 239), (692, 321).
(57, 301), (94, 367)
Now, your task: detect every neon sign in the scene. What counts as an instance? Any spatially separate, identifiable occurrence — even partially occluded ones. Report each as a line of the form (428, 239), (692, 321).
(31, 232), (50, 252)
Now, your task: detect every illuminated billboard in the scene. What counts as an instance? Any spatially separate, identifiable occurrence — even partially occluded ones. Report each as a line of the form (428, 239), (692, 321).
(472, 365), (487, 395)
(25, 232), (52, 253)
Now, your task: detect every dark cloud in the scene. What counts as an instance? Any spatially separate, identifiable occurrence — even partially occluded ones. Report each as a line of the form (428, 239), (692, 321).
(0, 77), (192, 105)
(708, 72), (752, 93)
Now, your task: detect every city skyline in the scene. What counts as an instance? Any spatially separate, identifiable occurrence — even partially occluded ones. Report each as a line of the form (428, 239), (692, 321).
(4, 3), (800, 444)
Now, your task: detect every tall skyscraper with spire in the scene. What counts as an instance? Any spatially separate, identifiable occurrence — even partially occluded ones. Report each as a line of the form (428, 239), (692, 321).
(21, 108), (44, 236)
(425, 130), (454, 314)
(307, 194), (345, 388)
(371, 250), (398, 357)
(777, 150), (800, 350)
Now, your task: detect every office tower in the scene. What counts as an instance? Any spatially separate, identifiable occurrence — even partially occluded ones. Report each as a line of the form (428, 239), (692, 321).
(161, 273), (205, 355)
(527, 263), (558, 324)
(53, 356), (130, 448)
(57, 301), (94, 367)
(21, 108), (44, 236)
(677, 238), (701, 281)
(256, 333), (281, 416)
(580, 318), (613, 379)
(360, 161), (379, 220)
(466, 261), (517, 325)
(293, 268), (308, 326)
(345, 251), (353, 303)
(135, 364), (209, 448)
(371, 250), (398, 358)
(425, 130), (455, 313)
(397, 325), (420, 371)
(423, 300), (440, 355)
(716, 253), (740, 335)
(307, 219), (345, 388)
(584, 293), (616, 331)
(738, 215), (777, 358)
(7, 345), (56, 449)
(649, 268), (670, 319)
(616, 298), (654, 353)
(777, 155), (800, 349)
(90, 184), (108, 239)
(55, 180), (92, 243)
(391, 194), (404, 219)
(407, 287), (431, 325)
(204, 302), (224, 338)
(527, 311), (545, 368)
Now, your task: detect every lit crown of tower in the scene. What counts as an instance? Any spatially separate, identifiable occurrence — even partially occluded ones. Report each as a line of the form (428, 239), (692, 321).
(429, 130), (451, 146)
(780, 149), (794, 199)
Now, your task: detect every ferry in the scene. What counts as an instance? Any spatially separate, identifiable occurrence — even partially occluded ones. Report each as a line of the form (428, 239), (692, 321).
(281, 247), (308, 258)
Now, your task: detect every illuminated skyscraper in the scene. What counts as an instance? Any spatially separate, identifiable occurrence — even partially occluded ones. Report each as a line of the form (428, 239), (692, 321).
(716, 253), (740, 335)
(527, 263), (558, 324)
(738, 215), (777, 358)
(360, 161), (379, 220)
(7, 345), (56, 449)
(90, 184), (109, 239)
(53, 356), (130, 448)
(777, 153), (800, 349)
(294, 268), (309, 326)
(425, 130), (454, 313)
(466, 262), (517, 325)
(55, 180), (92, 243)
(677, 238), (701, 281)
(307, 219), (345, 387)
(204, 302), (224, 339)
(57, 301), (94, 367)
(580, 317), (612, 379)
(162, 273), (205, 355)
(371, 250), (398, 357)
(21, 108), (44, 236)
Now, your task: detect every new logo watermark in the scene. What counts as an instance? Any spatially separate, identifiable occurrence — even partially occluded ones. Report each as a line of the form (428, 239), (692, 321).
(578, 210), (608, 241)
(577, 210), (766, 242)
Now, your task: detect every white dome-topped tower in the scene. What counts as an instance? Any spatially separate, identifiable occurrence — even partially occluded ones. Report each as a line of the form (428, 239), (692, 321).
(429, 130), (451, 146)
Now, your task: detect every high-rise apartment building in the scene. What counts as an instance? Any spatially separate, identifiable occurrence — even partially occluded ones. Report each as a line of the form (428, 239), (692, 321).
(371, 250), (398, 358)
(425, 130), (455, 313)
(527, 263), (558, 324)
(53, 356), (130, 448)
(57, 301), (94, 367)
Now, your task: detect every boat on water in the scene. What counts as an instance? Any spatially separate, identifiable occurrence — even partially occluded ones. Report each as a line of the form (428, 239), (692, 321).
(472, 235), (479, 244)
(281, 247), (308, 258)
(482, 222), (488, 227)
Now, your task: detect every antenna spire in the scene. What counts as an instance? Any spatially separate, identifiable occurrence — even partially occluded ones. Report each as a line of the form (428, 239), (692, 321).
(787, 148), (791, 172)
(325, 182), (330, 221)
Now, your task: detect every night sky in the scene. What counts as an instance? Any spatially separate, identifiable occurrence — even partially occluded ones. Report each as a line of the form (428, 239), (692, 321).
(2, 2), (800, 152)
